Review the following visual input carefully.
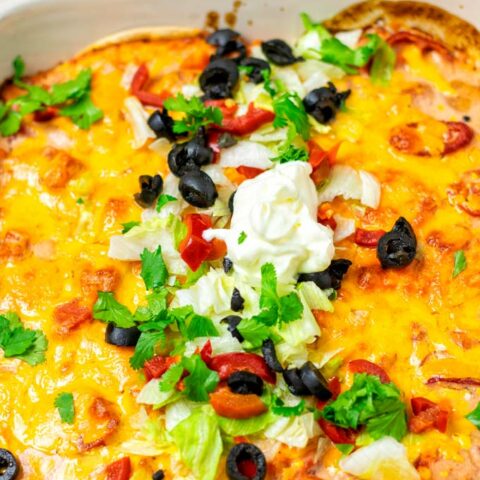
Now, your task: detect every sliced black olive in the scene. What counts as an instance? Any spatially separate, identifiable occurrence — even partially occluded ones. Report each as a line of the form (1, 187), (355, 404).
(298, 259), (352, 290)
(228, 191), (236, 213)
(0, 449), (19, 480)
(261, 39), (301, 66)
(134, 174), (163, 208)
(152, 470), (165, 480)
(218, 132), (237, 149)
(223, 257), (233, 273)
(168, 131), (214, 177)
(105, 323), (141, 347)
(200, 59), (239, 100)
(299, 361), (332, 401)
(261, 339), (284, 373)
(207, 28), (239, 46)
(179, 170), (218, 208)
(231, 287), (245, 312)
(221, 315), (244, 342)
(377, 217), (417, 269)
(207, 29), (246, 62)
(227, 371), (264, 396)
(303, 82), (351, 124)
(283, 368), (310, 396)
(240, 57), (271, 84)
(147, 108), (177, 141)
(227, 443), (267, 480)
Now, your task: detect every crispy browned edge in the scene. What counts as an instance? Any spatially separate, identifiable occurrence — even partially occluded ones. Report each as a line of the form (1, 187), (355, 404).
(324, 0), (480, 57)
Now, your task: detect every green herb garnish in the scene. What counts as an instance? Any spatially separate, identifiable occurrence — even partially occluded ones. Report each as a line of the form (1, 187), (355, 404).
(54, 392), (75, 424)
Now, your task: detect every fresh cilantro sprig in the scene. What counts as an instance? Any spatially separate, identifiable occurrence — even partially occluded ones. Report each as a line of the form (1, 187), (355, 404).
(322, 373), (407, 441)
(156, 194), (177, 212)
(0, 56), (103, 137)
(237, 231), (247, 244)
(93, 292), (136, 328)
(271, 144), (309, 164)
(163, 93), (223, 135)
(272, 92), (310, 141)
(0, 312), (48, 366)
(466, 402), (480, 429)
(452, 250), (467, 278)
(271, 395), (306, 417)
(140, 246), (169, 291)
(54, 392), (75, 424)
(121, 221), (141, 233)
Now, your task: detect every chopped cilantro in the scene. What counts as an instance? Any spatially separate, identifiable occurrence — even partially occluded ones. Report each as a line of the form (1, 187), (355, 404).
(299, 12), (331, 40)
(182, 354), (219, 402)
(163, 93), (223, 134)
(76, 197), (85, 205)
(156, 194), (177, 212)
(453, 250), (467, 278)
(261, 69), (278, 98)
(236, 317), (271, 349)
(237, 231), (247, 244)
(59, 93), (103, 130)
(272, 92), (310, 141)
(159, 363), (184, 392)
(271, 144), (309, 164)
(466, 402), (480, 429)
(140, 246), (169, 291)
(322, 373), (407, 441)
(370, 40), (396, 86)
(171, 306), (219, 340)
(54, 392), (75, 424)
(121, 221), (140, 233)
(93, 292), (136, 328)
(271, 396), (306, 417)
(336, 444), (354, 455)
(0, 312), (48, 366)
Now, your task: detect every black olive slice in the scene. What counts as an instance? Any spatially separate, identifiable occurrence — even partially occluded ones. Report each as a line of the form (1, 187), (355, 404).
(134, 174), (163, 208)
(200, 59), (239, 100)
(147, 108), (177, 141)
(297, 259), (352, 290)
(152, 469), (165, 480)
(227, 371), (264, 396)
(261, 339), (284, 373)
(282, 368), (310, 396)
(303, 82), (351, 124)
(231, 288), (245, 312)
(228, 191), (236, 213)
(240, 57), (271, 84)
(261, 39), (301, 66)
(179, 170), (218, 208)
(299, 361), (332, 401)
(377, 217), (417, 269)
(227, 443), (267, 480)
(207, 29), (240, 47)
(223, 257), (234, 273)
(105, 323), (141, 347)
(221, 315), (244, 342)
(214, 40), (247, 62)
(0, 448), (19, 480)
(218, 133), (237, 149)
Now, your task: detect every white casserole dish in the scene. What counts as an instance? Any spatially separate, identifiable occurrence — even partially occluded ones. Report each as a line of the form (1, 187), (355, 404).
(0, 0), (479, 82)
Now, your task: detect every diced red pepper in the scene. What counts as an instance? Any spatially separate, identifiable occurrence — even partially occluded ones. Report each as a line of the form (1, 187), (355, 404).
(216, 103), (275, 136)
(204, 99), (238, 118)
(354, 228), (386, 247)
(237, 166), (265, 179)
(131, 64), (149, 93)
(318, 418), (356, 445)
(106, 457), (131, 480)
(144, 355), (178, 381)
(205, 238), (227, 261)
(34, 106), (58, 122)
(130, 64), (169, 108)
(179, 214), (213, 272)
(409, 397), (448, 434)
(308, 141), (338, 185)
(316, 377), (341, 410)
(348, 359), (391, 383)
(208, 352), (276, 384)
(411, 397), (437, 415)
(200, 340), (213, 364)
(134, 90), (170, 108)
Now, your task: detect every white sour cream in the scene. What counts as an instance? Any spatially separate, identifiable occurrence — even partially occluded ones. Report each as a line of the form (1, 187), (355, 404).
(203, 162), (334, 285)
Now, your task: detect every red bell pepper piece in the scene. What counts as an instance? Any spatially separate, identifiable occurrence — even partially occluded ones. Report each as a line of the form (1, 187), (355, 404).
(409, 397), (448, 433)
(208, 352), (276, 384)
(204, 99), (238, 118)
(34, 106), (58, 122)
(217, 103), (275, 136)
(354, 228), (386, 247)
(131, 64), (149, 93)
(348, 359), (391, 384)
(308, 141), (339, 185)
(179, 214), (213, 272)
(130, 64), (169, 108)
(200, 340), (213, 364)
(237, 166), (265, 179)
(144, 355), (178, 381)
(318, 418), (356, 445)
(411, 397), (437, 415)
(106, 457), (131, 480)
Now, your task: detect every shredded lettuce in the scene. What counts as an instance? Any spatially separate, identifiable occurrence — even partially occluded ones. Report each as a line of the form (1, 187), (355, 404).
(264, 412), (320, 448)
(217, 412), (274, 436)
(297, 281), (333, 312)
(136, 379), (181, 407)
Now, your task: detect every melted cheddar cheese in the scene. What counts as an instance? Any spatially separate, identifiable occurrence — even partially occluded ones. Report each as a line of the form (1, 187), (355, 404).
(1, 29), (479, 480)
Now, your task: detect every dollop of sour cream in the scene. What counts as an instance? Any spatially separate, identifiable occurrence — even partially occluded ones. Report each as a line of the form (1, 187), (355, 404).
(203, 162), (334, 285)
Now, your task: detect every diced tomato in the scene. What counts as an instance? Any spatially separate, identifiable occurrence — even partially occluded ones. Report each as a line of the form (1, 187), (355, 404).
(130, 63), (169, 107)
(237, 166), (264, 179)
(204, 99), (238, 118)
(316, 377), (341, 410)
(318, 418), (356, 445)
(210, 386), (267, 419)
(409, 397), (448, 434)
(217, 103), (275, 136)
(131, 64), (149, 93)
(53, 299), (92, 335)
(205, 238), (227, 261)
(106, 457), (131, 480)
(443, 121), (474, 155)
(348, 359), (391, 383)
(134, 90), (169, 108)
(34, 106), (57, 122)
(208, 352), (276, 384)
(200, 340), (213, 364)
(411, 397), (437, 415)
(354, 228), (386, 247)
(144, 355), (178, 381)
(179, 214), (213, 272)
(308, 141), (338, 185)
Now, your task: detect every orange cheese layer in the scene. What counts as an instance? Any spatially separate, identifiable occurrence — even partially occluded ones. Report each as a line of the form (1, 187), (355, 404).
(0, 35), (479, 479)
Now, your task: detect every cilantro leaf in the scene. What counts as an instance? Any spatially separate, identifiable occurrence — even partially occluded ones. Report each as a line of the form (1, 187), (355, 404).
(370, 40), (396, 86)
(140, 246), (169, 291)
(60, 93), (103, 130)
(336, 444), (354, 455)
(121, 221), (140, 233)
(0, 312), (48, 365)
(0, 111), (23, 137)
(272, 92), (310, 141)
(299, 13), (331, 40)
(466, 402), (480, 429)
(237, 231), (247, 244)
(182, 354), (219, 402)
(236, 317), (271, 349)
(156, 194), (177, 212)
(163, 93), (223, 134)
(13, 55), (25, 79)
(322, 373), (407, 441)
(49, 69), (92, 104)
(93, 292), (135, 328)
(159, 363), (184, 392)
(129, 331), (165, 370)
(54, 392), (75, 424)
(170, 306), (219, 340)
(271, 396), (305, 417)
(271, 144), (309, 164)
(453, 250), (467, 278)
